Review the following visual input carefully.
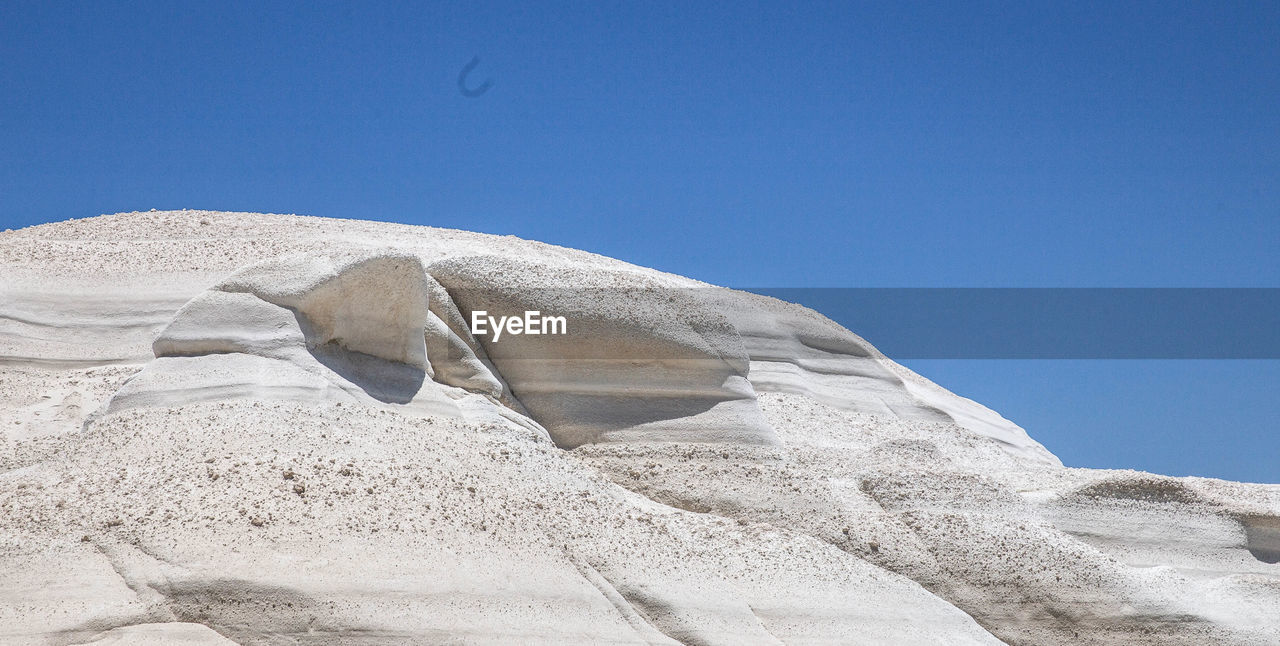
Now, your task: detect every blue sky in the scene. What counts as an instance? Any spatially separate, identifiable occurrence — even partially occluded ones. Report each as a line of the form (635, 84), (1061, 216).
(2, 2), (1277, 482)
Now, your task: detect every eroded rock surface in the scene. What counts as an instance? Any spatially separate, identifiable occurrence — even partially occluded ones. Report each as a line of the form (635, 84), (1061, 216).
(1, 210), (1276, 645)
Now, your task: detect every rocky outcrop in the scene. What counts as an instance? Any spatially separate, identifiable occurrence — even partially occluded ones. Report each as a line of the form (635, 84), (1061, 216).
(0, 211), (1276, 645)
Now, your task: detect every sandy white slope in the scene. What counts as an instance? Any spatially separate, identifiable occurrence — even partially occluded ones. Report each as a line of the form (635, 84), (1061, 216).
(0, 210), (1276, 645)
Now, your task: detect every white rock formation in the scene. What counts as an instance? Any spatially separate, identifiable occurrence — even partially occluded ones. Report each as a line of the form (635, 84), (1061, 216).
(0, 210), (1276, 645)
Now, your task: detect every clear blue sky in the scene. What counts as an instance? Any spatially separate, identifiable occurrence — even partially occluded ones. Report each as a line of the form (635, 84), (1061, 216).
(2, 2), (1276, 482)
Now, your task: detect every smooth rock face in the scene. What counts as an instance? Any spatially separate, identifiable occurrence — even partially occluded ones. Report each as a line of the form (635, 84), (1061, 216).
(0, 211), (1277, 645)
(428, 255), (777, 448)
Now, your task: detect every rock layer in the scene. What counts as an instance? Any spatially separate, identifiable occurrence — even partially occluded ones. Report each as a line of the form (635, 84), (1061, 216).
(0, 210), (1276, 645)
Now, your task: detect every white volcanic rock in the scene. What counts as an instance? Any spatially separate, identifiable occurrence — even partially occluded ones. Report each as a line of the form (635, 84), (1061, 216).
(69, 623), (237, 645)
(428, 255), (777, 448)
(0, 210), (1277, 645)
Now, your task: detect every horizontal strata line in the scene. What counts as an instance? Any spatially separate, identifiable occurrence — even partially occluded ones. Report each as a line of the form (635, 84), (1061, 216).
(509, 383), (755, 398)
(748, 359), (889, 378)
(0, 313), (172, 328)
(0, 355), (149, 368)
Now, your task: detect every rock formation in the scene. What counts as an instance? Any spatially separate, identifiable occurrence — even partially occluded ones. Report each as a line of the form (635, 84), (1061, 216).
(1, 211), (1276, 645)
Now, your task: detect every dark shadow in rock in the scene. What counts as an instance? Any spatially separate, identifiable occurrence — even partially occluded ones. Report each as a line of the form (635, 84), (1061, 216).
(162, 577), (325, 637)
(1241, 515), (1280, 564)
(308, 341), (425, 404)
(57, 577), (337, 646)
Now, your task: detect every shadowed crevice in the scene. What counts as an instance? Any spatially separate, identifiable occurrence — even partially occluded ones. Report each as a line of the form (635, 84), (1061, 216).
(1241, 515), (1280, 564)
(305, 339), (425, 404)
